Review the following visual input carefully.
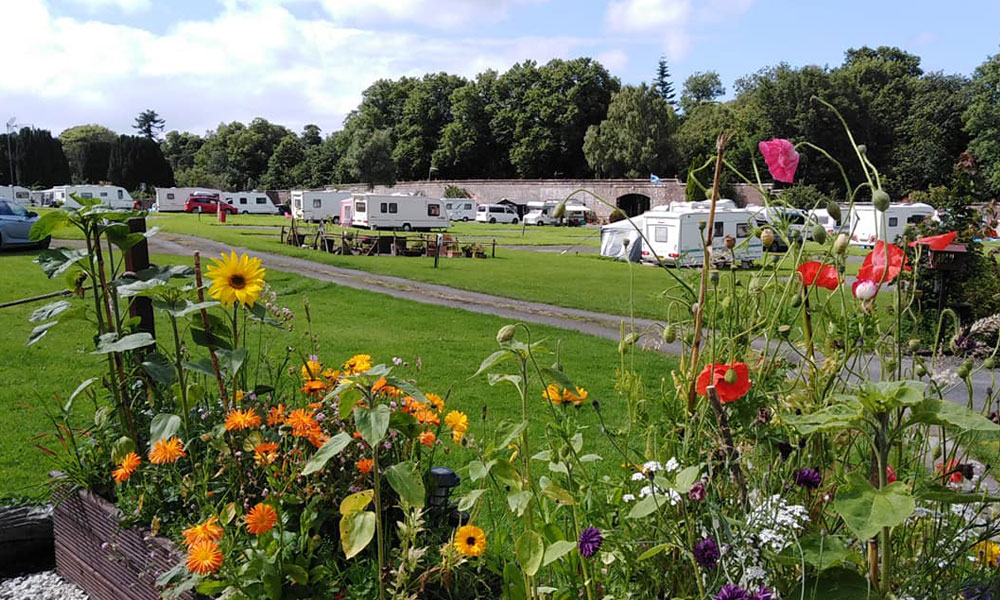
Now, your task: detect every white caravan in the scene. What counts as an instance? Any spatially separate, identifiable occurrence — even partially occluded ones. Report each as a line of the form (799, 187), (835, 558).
(848, 202), (936, 247)
(351, 194), (449, 231)
(154, 187), (223, 212)
(42, 185), (133, 210)
(600, 217), (645, 262)
(444, 199), (477, 221)
(1, 185), (32, 205)
(523, 200), (560, 226)
(807, 208), (841, 237)
(290, 190), (353, 222)
(224, 191), (277, 215)
(639, 200), (763, 267)
(476, 203), (520, 224)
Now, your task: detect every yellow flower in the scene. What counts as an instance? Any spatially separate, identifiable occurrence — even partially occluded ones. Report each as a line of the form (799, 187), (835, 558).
(245, 503), (278, 535)
(224, 408), (262, 431)
(426, 393), (445, 412)
(974, 540), (1000, 568)
(454, 525), (487, 557)
(321, 368), (340, 380)
(343, 354), (373, 375)
(205, 251), (266, 308)
(182, 516), (223, 548)
(444, 410), (469, 433)
(452, 429), (466, 445)
(542, 384), (563, 405)
(112, 452), (141, 483)
(235, 390), (245, 403)
(301, 360), (323, 381)
(186, 540), (223, 575)
(562, 387), (588, 407)
(149, 437), (186, 465)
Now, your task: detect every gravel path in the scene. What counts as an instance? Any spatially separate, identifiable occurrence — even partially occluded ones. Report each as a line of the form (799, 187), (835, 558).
(0, 571), (89, 600)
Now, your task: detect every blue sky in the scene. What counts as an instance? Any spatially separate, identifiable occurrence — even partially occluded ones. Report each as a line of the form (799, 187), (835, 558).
(5, 0), (999, 137)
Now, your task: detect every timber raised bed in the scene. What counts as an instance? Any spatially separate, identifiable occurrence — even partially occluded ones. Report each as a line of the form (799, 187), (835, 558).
(52, 486), (192, 600)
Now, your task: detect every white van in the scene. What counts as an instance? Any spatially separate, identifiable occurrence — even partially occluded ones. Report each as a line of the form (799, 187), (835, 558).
(154, 187), (223, 212)
(225, 191), (277, 215)
(444, 199), (477, 221)
(351, 193), (449, 231)
(524, 200), (559, 226)
(1, 186), (32, 206)
(476, 203), (519, 224)
(640, 200), (763, 267)
(849, 202), (936, 247)
(290, 190), (353, 222)
(43, 185), (133, 210)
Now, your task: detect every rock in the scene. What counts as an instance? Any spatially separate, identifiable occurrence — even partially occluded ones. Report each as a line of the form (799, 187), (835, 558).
(0, 570), (89, 600)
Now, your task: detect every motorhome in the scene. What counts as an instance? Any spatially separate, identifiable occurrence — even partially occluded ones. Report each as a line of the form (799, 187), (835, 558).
(350, 193), (449, 231)
(848, 202), (937, 247)
(523, 200), (559, 226)
(224, 191), (277, 215)
(563, 203), (592, 226)
(42, 185), (133, 210)
(290, 190), (353, 222)
(753, 206), (812, 239)
(154, 187), (223, 212)
(475, 203), (520, 224)
(638, 200), (763, 267)
(444, 199), (477, 221)
(1, 185), (32, 205)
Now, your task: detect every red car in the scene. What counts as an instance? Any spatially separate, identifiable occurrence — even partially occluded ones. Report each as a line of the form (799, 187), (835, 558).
(185, 195), (237, 214)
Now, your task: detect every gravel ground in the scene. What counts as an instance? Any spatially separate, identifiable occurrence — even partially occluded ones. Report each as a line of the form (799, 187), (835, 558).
(0, 571), (89, 600)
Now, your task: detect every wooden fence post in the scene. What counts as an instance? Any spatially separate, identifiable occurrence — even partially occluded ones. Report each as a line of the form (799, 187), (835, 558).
(125, 217), (154, 337)
(492, 239), (496, 258)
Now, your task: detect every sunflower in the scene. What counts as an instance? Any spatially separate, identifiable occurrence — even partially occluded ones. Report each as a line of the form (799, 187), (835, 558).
(343, 354), (373, 375)
(205, 252), (266, 308)
(542, 384), (563, 405)
(182, 516), (223, 547)
(418, 430), (436, 448)
(266, 404), (286, 426)
(112, 452), (141, 483)
(974, 540), (1000, 568)
(444, 410), (469, 433)
(425, 393), (445, 412)
(253, 442), (279, 465)
(186, 540), (223, 575)
(149, 437), (186, 465)
(454, 525), (487, 557)
(356, 458), (374, 474)
(245, 503), (278, 535)
(225, 408), (262, 431)
(562, 387), (588, 407)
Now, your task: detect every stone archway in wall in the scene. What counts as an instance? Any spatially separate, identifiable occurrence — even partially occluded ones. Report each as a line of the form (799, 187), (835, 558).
(616, 193), (650, 217)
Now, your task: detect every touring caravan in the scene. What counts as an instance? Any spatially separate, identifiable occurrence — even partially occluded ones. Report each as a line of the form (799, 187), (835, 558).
(848, 203), (936, 247)
(42, 185), (133, 210)
(638, 200), (763, 267)
(290, 190), (353, 222)
(154, 187), (223, 212)
(1, 185), (32, 205)
(224, 191), (277, 215)
(444, 199), (477, 221)
(600, 217), (644, 262)
(351, 193), (449, 231)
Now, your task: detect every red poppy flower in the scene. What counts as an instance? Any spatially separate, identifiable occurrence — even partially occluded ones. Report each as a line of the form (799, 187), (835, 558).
(886, 466), (897, 484)
(758, 139), (799, 183)
(936, 459), (963, 484)
(908, 231), (957, 252)
(857, 241), (909, 284)
(796, 261), (839, 290)
(695, 362), (752, 403)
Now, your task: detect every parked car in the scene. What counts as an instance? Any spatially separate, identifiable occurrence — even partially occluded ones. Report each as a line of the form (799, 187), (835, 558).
(476, 203), (519, 224)
(0, 199), (50, 249)
(185, 195), (237, 214)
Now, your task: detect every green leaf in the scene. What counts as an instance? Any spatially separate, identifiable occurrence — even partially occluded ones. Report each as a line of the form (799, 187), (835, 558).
(191, 326), (232, 350)
(858, 380), (926, 412)
(336, 387), (362, 420)
(194, 580), (227, 596)
(782, 397), (864, 434)
(111, 436), (136, 462)
(383, 376), (429, 406)
(914, 482), (1000, 504)
(284, 564), (309, 586)
(494, 420), (528, 451)
(216, 347), (247, 377)
(502, 562), (527, 600)
(796, 567), (874, 599)
(355, 404), (390, 446)
(29, 210), (69, 241)
(26, 322), (58, 346)
(340, 490), (374, 516)
(92, 332), (155, 354)
(65, 377), (97, 412)
(388, 411), (419, 439)
(182, 359), (217, 378)
(507, 490), (533, 516)
(628, 494), (667, 519)
(833, 472), (915, 541)
(488, 373), (522, 388)
(539, 476), (574, 505)
(385, 462), (426, 508)
(671, 465), (700, 494)
(907, 398), (1000, 433)
(542, 540), (577, 566)
(168, 300), (219, 317)
(775, 532), (850, 571)
(637, 543), (672, 560)
(301, 432), (353, 475)
(29, 300), (72, 323)
(34, 248), (88, 278)
(340, 511), (376, 559)
(540, 366), (574, 392)
(469, 460), (495, 482)
(141, 353), (177, 386)
(457, 489), (486, 512)
(515, 530), (544, 577)
(472, 349), (512, 377)
(150, 414), (181, 443)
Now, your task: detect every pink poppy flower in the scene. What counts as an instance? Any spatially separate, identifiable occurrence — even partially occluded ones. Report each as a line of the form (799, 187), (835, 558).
(758, 139), (799, 183)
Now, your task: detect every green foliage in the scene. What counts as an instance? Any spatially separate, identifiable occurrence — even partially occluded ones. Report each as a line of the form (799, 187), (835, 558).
(106, 135), (175, 190)
(964, 52), (1000, 195)
(261, 134), (306, 190)
(680, 71), (725, 113)
(133, 109), (166, 140)
(653, 56), (676, 107)
(391, 72), (467, 181)
(583, 83), (678, 178)
(779, 184), (831, 210)
(443, 185), (471, 198)
(160, 130), (204, 173)
(0, 127), (72, 187)
(343, 128), (396, 189)
(60, 124), (117, 184)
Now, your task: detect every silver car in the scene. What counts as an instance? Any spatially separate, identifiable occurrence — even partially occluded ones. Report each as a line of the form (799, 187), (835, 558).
(0, 199), (50, 249)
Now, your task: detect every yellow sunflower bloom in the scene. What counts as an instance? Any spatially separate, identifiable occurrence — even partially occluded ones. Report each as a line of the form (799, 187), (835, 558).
(454, 525), (487, 557)
(205, 251), (266, 308)
(343, 354), (373, 375)
(542, 384), (563, 405)
(974, 540), (1000, 568)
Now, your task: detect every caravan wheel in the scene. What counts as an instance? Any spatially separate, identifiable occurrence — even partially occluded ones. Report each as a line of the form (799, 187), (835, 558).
(489, 217), (496, 224)
(241, 210), (249, 215)
(402, 223), (412, 231)
(333, 216), (340, 224)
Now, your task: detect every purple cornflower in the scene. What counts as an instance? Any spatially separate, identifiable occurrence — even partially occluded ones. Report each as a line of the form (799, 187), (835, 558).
(752, 586), (773, 600)
(715, 584), (750, 600)
(689, 481), (707, 501)
(693, 537), (720, 569)
(578, 527), (602, 558)
(794, 467), (822, 489)
(964, 586), (995, 600)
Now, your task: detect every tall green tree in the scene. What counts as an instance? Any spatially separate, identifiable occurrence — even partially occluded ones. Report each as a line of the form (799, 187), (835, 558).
(433, 71), (510, 178)
(300, 124), (322, 147)
(392, 72), (467, 180)
(0, 128), (71, 187)
(343, 129), (396, 189)
(133, 109), (166, 140)
(161, 131), (204, 172)
(262, 134), (306, 189)
(653, 56), (677, 107)
(964, 52), (1000, 195)
(106, 135), (174, 190)
(59, 124), (117, 184)
(583, 84), (678, 178)
(194, 119), (291, 189)
(680, 71), (725, 113)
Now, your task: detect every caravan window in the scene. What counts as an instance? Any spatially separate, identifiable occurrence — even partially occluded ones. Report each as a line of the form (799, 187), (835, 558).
(463, 203), (472, 210)
(714, 222), (725, 237)
(313, 198), (322, 208)
(388, 203), (397, 214)
(427, 203), (441, 217)
(653, 227), (669, 243)
(81, 193), (93, 199)
(167, 193), (175, 199)
(888, 217), (898, 227)
(256, 197), (267, 204)
(907, 214), (927, 224)
(478, 205), (487, 212)
(489, 206), (503, 213)
(446, 203), (453, 210)
(101, 192), (108, 197)
(380, 202), (387, 213)
(117, 190), (123, 199)
(240, 197), (248, 205)
(736, 223), (750, 238)
(355, 201), (366, 213)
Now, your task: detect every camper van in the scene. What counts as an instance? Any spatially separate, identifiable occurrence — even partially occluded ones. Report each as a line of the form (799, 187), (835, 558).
(476, 203), (519, 224)
(154, 187), (223, 212)
(638, 200), (763, 267)
(849, 203), (936, 247)
(290, 190), (353, 222)
(42, 185), (133, 210)
(444, 200), (477, 221)
(1, 186), (32, 205)
(224, 191), (277, 215)
(351, 194), (449, 231)
(523, 200), (560, 226)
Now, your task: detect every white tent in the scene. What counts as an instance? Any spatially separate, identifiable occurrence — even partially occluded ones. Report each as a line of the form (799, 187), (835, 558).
(600, 217), (644, 262)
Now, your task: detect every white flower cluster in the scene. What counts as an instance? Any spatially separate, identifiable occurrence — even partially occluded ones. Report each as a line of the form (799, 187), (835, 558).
(623, 458), (682, 505)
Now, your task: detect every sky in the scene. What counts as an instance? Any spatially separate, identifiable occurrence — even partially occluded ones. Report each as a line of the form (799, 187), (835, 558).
(4, 0), (1000, 138)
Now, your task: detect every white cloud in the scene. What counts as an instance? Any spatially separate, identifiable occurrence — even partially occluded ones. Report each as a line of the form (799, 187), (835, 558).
(65, 0), (152, 13)
(607, 0), (690, 32)
(319, 0), (540, 30)
(605, 0), (752, 61)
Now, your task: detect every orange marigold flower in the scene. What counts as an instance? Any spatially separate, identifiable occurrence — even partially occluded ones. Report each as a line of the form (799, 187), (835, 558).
(399, 396), (414, 414)
(308, 431), (329, 448)
(321, 368), (340, 380)
(542, 384), (563, 405)
(235, 390), (245, 403)
(426, 393), (445, 412)
(149, 437), (186, 465)
(415, 408), (440, 426)
(418, 430), (436, 448)
(112, 452), (141, 483)
(225, 408), (262, 431)
(245, 503), (278, 535)
(308, 401), (324, 409)
(562, 387), (588, 407)
(186, 540), (223, 575)
(372, 378), (389, 394)
(301, 359), (323, 381)
(182, 516), (223, 548)
(357, 458), (374, 474)
(267, 404), (286, 426)
(352, 430), (364, 439)
(301, 379), (327, 396)
(253, 442), (280, 465)
(343, 354), (373, 375)
(286, 408), (319, 437)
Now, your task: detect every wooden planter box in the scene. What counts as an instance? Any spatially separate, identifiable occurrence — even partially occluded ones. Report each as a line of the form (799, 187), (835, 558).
(53, 487), (193, 600)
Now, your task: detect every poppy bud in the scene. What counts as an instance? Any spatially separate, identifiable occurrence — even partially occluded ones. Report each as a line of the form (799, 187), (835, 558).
(915, 364), (927, 377)
(826, 201), (841, 223)
(699, 220), (707, 231)
(724, 368), (738, 384)
(857, 144), (867, 156)
(985, 358), (996, 369)
(724, 234), (735, 249)
(834, 233), (849, 255)
(553, 201), (566, 220)
(662, 324), (677, 344)
(957, 365), (970, 379)
(497, 324), (516, 344)
(812, 225), (827, 245)
(963, 358), (975, 370)
(777, 324), (791, 338)
(907, 339), (921, 351)
(761, 228), (775, 248)
(873, 188), (890, 212)
(790, 294), (802, 308)
(710, 270), (719, 284)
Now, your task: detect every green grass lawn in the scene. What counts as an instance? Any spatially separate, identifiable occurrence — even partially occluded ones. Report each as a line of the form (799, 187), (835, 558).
(0, 250), (673, 501)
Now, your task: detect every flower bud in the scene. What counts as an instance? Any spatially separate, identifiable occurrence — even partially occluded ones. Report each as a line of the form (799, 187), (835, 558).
(985, 357), (996, 369)
(553, 201), (566, 220)
(710, 270), (719, 284)
(826, 201), (841, 223)
(662, 324), (677, 344)
(957, 365), (970, 379)
(857, 144), (867, 156)
(963, 358), (975, 370)
(790, 294), (802, 308)
(698, 220), (707, 231)
(834, 233), (849, 255)
(760, 228), (775, 248)
(811, 225), (827, 245)
(907, 339), (921, 351)
(496, 324), (516, 344)
(915, 364), (927, 377)
(777, 324), (791, 338)
(724, 368), (738, 384)
(724, 234), (735, 249)
(873, 188), (890, 212)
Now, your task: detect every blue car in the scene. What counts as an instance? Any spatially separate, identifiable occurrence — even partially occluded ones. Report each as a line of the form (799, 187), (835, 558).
(0, 199), (50, 249)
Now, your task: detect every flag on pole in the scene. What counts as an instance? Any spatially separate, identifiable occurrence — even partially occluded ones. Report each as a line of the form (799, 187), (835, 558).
(650, 174), (662, 184)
